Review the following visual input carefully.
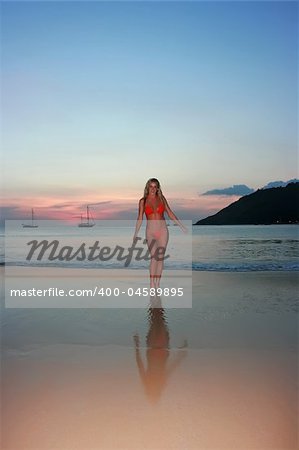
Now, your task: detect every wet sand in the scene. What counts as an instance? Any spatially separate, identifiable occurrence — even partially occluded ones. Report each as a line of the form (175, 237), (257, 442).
(1, 267), (298, 449)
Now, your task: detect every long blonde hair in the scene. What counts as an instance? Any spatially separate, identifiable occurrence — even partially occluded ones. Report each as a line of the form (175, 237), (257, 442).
(143, 178), (164, 203)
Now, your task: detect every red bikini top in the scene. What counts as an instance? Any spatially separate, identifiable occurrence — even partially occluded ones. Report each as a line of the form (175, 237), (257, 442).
(144, 199), (165, 216)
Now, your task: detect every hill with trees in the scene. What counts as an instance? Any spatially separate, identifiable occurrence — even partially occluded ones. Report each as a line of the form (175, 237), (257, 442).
(195, 182), (299, 225)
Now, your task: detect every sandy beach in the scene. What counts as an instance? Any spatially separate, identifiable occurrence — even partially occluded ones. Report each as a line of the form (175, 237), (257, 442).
(1, 267), (298, 449)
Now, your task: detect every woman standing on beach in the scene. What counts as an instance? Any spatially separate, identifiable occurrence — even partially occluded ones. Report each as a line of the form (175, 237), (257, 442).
(133, 178), (187, 288)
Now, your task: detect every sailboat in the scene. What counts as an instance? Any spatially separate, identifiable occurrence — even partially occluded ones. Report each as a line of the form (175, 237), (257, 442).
(22, 208), (38, 228)
(78, 205), (95, 227)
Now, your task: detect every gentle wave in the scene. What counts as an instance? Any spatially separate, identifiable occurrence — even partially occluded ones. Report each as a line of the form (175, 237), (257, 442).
(3, 260), (192, 270)
(3, 261), (299, 272)
(192, 262), (299, 272)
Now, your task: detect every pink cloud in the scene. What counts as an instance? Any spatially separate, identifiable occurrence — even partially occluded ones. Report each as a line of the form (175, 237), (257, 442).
(1, 193), (240, 223)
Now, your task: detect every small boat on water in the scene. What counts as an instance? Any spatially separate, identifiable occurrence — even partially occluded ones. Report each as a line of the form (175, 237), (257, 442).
(22, 208), (38, 228)
(78, 205), (95, 228)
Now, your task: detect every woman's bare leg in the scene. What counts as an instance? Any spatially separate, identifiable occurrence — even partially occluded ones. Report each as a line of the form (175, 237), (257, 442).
(155, 228), (169, 288)
(146, 235), (158, 288)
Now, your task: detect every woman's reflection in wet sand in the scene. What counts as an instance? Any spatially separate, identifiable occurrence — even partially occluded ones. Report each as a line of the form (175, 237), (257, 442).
(133, 295), (188, 404)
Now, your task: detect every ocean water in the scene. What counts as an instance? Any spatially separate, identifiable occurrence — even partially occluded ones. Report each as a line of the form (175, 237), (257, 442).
(192, 224), (299, 271)
(1, 223), (298, 271)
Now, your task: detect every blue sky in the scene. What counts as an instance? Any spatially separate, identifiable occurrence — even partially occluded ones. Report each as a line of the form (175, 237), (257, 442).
(1, 1), (298, 220)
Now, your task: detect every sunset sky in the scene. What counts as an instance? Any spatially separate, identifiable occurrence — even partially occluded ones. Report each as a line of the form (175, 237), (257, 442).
(1, 1), (297, 222)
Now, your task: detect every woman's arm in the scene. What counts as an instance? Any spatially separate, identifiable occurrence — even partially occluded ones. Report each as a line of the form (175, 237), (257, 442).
(162, 195), (187, 233)
(133, 198), (144, 240)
